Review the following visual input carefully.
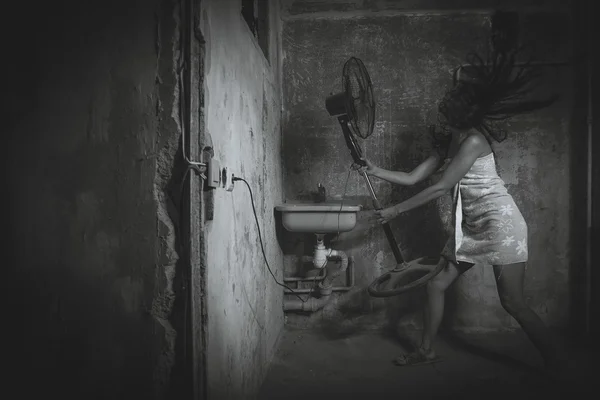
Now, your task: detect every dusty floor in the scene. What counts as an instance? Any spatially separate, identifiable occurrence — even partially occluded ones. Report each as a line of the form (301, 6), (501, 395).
(259, 326), (594, 400)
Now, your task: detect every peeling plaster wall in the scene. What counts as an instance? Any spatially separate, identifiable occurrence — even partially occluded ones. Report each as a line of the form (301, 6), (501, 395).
(6, 0), (191, 398)
(280, 0), (576, 333)
(200, 0), (285, 398)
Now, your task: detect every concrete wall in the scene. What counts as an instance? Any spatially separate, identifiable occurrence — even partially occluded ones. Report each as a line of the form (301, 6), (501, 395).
(200, 0), (285, 398)
(280, 0), (578, 333)
(6, 0), (191, 398)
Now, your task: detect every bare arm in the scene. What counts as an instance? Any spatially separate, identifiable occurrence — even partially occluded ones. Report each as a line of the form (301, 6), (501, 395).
(368, 152), (442, 185)
(376, 134), (488, 223)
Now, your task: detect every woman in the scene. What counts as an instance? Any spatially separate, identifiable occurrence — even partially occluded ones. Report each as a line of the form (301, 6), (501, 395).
(359, 50), (567, 377)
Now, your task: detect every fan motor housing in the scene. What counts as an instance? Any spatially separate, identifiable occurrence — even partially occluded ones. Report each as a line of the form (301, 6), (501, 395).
(325, 92), (348, 116)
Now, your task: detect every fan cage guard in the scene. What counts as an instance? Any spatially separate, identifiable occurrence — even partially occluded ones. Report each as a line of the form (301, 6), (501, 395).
(342, 57), (376, 140)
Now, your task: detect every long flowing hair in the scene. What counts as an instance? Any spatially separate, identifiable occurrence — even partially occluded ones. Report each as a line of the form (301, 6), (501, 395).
(436, 11), (559, 144)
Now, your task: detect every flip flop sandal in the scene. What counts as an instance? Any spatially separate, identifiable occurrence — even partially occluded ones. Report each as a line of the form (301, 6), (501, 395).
(393, 349), (443, 366)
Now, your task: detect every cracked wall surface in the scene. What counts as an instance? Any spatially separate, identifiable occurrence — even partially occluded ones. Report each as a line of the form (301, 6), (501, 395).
(280, 0), (577, 333)
(6, 0), (191, 398)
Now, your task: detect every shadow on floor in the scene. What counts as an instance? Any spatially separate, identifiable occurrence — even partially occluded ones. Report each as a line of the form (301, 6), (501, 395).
(259, 327), (594, 400)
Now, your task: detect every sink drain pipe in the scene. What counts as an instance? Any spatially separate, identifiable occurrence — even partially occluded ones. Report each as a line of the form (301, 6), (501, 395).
(283, 256), (355, 293)
(283, 249), (349, 312)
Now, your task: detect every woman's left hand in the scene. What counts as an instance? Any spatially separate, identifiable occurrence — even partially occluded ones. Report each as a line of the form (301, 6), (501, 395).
(375, 206), (399, 224)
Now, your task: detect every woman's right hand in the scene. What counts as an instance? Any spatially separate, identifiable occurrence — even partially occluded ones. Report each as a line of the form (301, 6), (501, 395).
(353, 158), (378, 175)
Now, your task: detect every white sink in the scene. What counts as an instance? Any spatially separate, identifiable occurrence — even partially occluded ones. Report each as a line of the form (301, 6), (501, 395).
(275, 201), (362, 233)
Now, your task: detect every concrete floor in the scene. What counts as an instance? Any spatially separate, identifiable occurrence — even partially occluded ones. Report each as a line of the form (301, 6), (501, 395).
(259, 326), (594, 400)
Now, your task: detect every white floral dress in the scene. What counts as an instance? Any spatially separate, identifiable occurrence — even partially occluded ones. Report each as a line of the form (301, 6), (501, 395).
(441, 152), (528, 265)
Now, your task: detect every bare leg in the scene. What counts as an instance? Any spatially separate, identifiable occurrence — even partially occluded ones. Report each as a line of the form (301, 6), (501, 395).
(493, 263), (567, 374)
(395, 258), (472, 365)
(395, 257), (473, 365)
(421, 258), (473, 353)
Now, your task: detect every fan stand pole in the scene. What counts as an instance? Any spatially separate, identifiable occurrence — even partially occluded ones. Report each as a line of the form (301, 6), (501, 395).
(359, 170), (408, 269)
(336, 116), (408, 268)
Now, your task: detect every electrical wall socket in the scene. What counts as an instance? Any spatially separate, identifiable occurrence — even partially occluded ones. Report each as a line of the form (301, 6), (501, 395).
(206, 157), (221, 189)
(221, 167), (235, 192)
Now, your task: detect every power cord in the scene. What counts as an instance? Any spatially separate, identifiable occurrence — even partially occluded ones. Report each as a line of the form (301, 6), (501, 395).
(334, 163), (354, 241)
(177, 47), (204, 168)
(232, 176), (313, 302)
(233, 164), (353, 303)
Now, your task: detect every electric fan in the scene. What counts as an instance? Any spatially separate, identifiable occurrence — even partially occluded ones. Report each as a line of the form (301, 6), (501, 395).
(325, 56), (445, 297)
(325, 57), (405, 266)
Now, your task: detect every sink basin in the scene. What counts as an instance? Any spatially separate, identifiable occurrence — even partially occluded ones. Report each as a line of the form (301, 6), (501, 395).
(275, 201), (362, 233)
